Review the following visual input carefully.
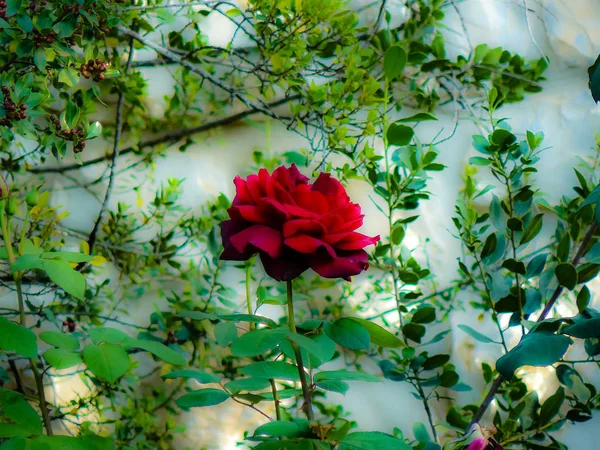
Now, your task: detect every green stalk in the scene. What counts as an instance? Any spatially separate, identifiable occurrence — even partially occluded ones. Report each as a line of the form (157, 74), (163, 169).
(0, 208), (53, 435)
(286, 280), (314, 420)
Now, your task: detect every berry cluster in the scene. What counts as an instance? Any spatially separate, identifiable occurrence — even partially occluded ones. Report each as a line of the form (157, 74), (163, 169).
(33, 28), (58, 48)
(49, 115), (87, 153)
(28, 0), (48, 14)
(0, 0), (7, 20)
(64, 3), (83, 15)
(166, 330), (179, 344)
(62, 318), (76, 332)
(0, 86), (27, 127)
(81, 59), (109, 82)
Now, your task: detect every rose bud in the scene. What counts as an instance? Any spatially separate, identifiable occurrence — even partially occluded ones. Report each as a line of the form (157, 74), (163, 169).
(220, 164), (379, 281)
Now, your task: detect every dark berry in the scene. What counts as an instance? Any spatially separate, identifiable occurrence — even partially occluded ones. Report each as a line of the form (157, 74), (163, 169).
(19, 104), (27, 111)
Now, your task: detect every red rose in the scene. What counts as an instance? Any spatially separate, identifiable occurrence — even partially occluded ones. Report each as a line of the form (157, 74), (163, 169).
(220, 164), (379, 281)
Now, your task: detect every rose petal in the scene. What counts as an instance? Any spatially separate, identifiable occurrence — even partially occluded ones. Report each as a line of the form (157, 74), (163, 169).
(285, 235), (335, 257)
(293, 189), (329, 214)
(246, 174), (263, 203)
(230, 205), (268, 223)
(229, 224), (283, 258)
(309, 249), (369, 280)
(257, 197), (290, 223)
(233, 176), (253, 205)
(466, 438), (488, 450)
(333, 232), (380, 250)
(260, 251), (309, 281)
(220, 220), (253, 260)
(283, 219), (326, 238)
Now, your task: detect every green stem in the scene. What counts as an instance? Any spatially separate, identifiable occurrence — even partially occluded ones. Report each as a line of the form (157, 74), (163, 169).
(269, 379), (282, 421)
(245, 259), (254, 331)
(0, 210), (53, 435)
(286, 280), (314, 420)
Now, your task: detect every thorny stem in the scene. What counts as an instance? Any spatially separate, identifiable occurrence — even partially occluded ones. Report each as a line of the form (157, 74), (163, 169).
(0, 208), (53, 435)
(286, 280), (314, 421)
(471, 222), (598, 425)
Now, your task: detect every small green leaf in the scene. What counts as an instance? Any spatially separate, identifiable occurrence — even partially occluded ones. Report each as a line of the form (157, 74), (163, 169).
(214, 321), (237, 347)
(563, 316), (600, 339)
(86, 121), (102, 139)
(88, 327), (128, 345)
(458, 324), (496, 344)
(41, 251), (94, 263)
(397, 112), (437, 123)
(383, 45), (406, 81)
(83, 343), (130, 383)
(402, 323), (426, 343)
(316, 380), (349, 395)
(0, 317), (37, 358)
(386, 122), (414, 147)
(520, 214), (543, 245)
(162, 370), (219, 384)
(230, 328), (288, 357)
(58, 67), (80, 87)
(314, 370), (380, 383)
(413, 422), (430, 443)
(496, 332), (572, 379)
(555, 263), (578, 290)
(225, 378), (271, 394)
(125, 338), (186, 365)
(43, 348), (82, 369)
(39, 331), (79, 351)
(253, 421), (301, 438)
(348, 317), (405, 348)
(325, 318), (370, 350)
(340, 432), (411, 450)
(411, 306), (436, 324)
(576, 286), (590, 313)
(240, 361), (300, 381)
(501, 258), (526, 275)
(42, 259), (85, 299)
(175, 388), (229, 409)
(539, 387), (565, 423)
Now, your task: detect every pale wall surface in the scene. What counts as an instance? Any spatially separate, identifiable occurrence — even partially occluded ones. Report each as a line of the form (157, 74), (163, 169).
(8, 0), (600, 448)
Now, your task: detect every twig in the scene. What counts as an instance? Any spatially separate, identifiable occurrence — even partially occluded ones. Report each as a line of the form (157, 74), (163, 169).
(86, 37), (136, 253)
(29, 95), (300, 175)
(471, 222), (598, 424)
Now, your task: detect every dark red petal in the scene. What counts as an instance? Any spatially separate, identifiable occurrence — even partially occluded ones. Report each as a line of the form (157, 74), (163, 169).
(220, 220), (253, 260)
(230, 224), (283, 258)
(285, 204), (320, 219)
(333, 232), (380, 250)
(285, 234), (335, 257)
(257, 197), (290, 222)
(309, 249), (369, 280)
(233, 176), (253, 204)
(273, 164), (309, 189)
(260, 251), (309, 281)
(246, 174), (263, 203)
(293, 189), (328, 214)
(283, 219), (326, 238)
(231, 205), (269, 223)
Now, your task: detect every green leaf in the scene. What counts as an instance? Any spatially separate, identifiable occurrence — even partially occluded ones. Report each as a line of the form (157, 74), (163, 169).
(88, 327), (128, 345)
(501, 258), (526, 275)
(588, 54), (600, 103)
(383, 45), (406, 81)
(314, 370), (379, 383)
(214, 321), (237, 347)
(240, 361), (300, 380)
(576, 286), (590, 313)
(86, 121), (102, 139)
(58, 67), (80, 87)
(178, 311), (276, 328)
(539, 387), (565, 423)
(397, 112), (437, 123)
(422, 354), (450, 370)
(457, 324), (496, 344)
(42, 259), (85, 299)
(43, 348), (82, 369)
(324, 318), (370, 350)
(0, 317), (37, 358)
(526, 253), (547, 278)
(496, 332), (572, 379)
(520, 214), (543, 245)
(230, 328), (288, 357)
(386, 122), (414, 147)
(555, 263), (578, 290)
(253, 421), (301, 438)
(54, 15), (77, 38)
(413, 422), (430, 443)
(225, 378), (271, 394)
(556, 364), (591, 401)
(40, 251), (94, 263)
(285, 332), (335, 364)
(125, 338), (186, 365)
(480, 233), (497, 259)
(175, 388), (229, 409)
(316, 380), (349, 395)
(11, 254), (43, 272)
(411, 306), (436, 324)
(162, 369), (219, 384)
(401, 322), (425, 343)
(339, 432), (410, 450)
(563, 316), (600, 339)
(0, 388), (42, 438)
(577, 263), (600, 284)
(39, 331), (79, 351)
(83, 343), (130, 383)
(348, 317), (405, 348)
